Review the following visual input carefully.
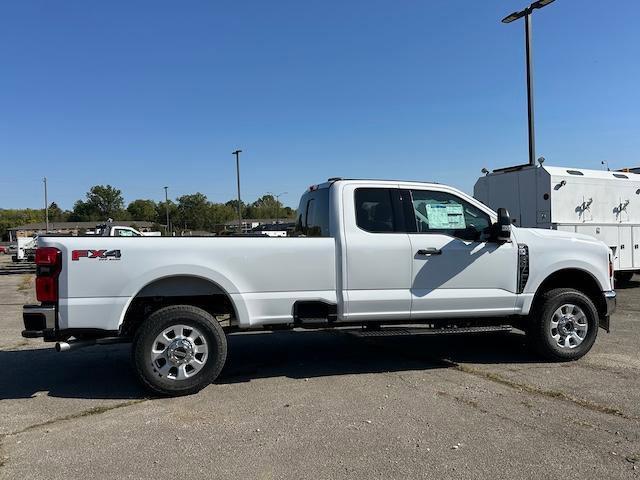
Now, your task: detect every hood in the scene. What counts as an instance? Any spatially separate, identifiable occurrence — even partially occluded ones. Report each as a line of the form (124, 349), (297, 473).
(514, 227), (608, 248)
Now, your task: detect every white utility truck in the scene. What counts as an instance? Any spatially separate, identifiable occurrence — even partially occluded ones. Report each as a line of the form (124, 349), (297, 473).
(12, 236), (37, 262)
(22, 179), (616, 396)
(474, 164), (640, 283)
(89, 222), (162, 237)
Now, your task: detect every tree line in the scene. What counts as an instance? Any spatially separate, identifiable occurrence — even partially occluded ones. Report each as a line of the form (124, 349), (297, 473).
(0, 185), (296, 239)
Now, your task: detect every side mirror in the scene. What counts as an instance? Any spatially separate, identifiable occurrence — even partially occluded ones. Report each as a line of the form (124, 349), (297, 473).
(496, 208), (511, 241)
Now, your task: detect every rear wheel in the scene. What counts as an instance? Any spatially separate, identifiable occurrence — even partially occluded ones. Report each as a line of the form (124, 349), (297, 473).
(132, 305), (227, 396)
(528, 288), (598, 361)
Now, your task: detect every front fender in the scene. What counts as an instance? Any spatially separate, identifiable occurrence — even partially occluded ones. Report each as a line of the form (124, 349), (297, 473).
(525, 259), (610, 296)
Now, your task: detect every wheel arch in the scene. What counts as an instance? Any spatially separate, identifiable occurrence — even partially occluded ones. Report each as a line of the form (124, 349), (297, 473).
(531, 268), (606, 319)
(119, 273), (243, 337)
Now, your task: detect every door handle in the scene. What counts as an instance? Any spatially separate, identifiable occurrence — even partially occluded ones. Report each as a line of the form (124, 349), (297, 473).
(417, 248), (442, 256)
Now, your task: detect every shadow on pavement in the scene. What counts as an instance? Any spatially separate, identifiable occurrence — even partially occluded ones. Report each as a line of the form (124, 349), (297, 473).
(0, 329), (540, 401)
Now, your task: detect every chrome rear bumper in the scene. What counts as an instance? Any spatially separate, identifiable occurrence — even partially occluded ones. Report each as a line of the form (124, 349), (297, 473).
(22, 304), (56, 338)
(600, 290), (616, 332)
(604, 290), (616, 316)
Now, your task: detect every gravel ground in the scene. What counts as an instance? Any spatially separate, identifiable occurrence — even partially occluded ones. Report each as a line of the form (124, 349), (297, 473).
(0, 254), (638, 479)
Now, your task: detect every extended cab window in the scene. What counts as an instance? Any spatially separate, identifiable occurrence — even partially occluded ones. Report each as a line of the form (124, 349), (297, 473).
(410, 190), (491, 241)
(294, 187), (330, 237)
(355, 188), (396, 233)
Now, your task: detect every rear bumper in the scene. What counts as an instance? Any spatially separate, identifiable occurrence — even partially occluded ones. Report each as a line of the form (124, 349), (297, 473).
(604, 290), (616, 316)
(600, 290), (616, 333)
(22, 304), (120, 341)
(22, 304), (57, 340)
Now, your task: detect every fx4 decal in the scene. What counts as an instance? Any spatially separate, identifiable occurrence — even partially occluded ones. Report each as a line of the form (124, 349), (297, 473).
(72, 249), (122, 261)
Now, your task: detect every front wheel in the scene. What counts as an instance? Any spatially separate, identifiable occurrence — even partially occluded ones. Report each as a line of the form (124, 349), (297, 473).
(528, 288), (599, 361)
(132, 305), (227, 396)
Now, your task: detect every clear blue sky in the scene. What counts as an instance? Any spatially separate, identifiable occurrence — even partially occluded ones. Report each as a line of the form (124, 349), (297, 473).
(1, 0), (638, 210)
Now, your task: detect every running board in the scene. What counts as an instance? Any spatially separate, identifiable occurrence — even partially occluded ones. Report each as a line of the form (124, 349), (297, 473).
(347, 325), (512, 338)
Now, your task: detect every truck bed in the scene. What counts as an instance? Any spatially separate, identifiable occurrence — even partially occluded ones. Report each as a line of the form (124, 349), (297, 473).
(39, 236), (336, 331)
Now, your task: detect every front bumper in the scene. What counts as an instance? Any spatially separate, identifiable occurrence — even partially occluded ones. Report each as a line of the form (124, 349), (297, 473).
(22, 304), (57, 340)
(599, 290), (616, 333)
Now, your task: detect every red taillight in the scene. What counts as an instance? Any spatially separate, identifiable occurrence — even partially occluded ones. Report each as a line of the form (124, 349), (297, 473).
(35, 247), (61, 303)
(36, 247), (59, 265)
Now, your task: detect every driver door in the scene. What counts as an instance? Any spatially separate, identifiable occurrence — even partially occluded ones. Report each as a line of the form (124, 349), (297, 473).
(406, 188), (518, 319)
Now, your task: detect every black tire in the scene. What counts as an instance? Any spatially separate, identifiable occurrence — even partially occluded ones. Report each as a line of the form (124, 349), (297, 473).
(614, 271), (634, 285)
(132, 305), (227, 396)
(528, 288), (599, 361)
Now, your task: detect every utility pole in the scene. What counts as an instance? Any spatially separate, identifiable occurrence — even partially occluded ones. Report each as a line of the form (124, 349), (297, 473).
(43, 177), (49, 233)
(502, 0), (555, 166)
(232, 150), (243, 234)
(164, 186), (170, 235)
(267, 191), (288, 224)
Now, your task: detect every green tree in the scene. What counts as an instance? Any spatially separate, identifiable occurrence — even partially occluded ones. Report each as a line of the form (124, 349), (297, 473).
(156, 200), (178, 233)
(68, 200), (97, 222)
(245, 194), (293, 220)
(47, 202), (67, 222)
(0, 208), (44, 240)
(207, 203), (236, 230)
(176, 193), (209, 231)
(127, 199), (158, 222)
(86, 185), (125, 218)
(70, 185), (126, 221)
(225, 200), (246, 218)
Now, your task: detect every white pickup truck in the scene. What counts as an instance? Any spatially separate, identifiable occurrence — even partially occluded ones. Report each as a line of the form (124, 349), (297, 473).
(22, 179), (616, 396)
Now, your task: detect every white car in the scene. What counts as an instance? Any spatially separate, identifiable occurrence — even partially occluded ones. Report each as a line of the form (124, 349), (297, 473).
(22, 179), (616, 396)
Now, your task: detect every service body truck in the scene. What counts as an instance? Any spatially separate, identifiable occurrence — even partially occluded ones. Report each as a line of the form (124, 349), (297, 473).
(23, 179), (616, 396)
(474, 164), (640, 283)
(13, 236), (37, 262)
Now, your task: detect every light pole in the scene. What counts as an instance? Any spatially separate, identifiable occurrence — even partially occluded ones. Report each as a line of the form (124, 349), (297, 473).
(232, 150), (243, 233)
(502, 0), (555, 167)
(164, 186), (170, 235)
(267, 192), (288, 224)
(43, 177), (49, 233)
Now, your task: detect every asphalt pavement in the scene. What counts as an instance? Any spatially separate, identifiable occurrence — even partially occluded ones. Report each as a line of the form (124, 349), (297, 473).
(0, 255), (638, 479)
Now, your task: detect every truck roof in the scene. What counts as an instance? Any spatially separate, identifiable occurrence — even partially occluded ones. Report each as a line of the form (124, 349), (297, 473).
(487, 164), (640, 181)
(312, 178), (441, 190)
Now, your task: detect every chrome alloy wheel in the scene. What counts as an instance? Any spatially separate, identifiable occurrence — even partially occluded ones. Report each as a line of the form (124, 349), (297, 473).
(151, 324), (208, 380)
(550, 304), (588, 349)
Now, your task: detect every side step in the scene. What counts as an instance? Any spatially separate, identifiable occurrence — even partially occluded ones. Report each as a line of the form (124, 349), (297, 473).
(347, 325), (512, 338)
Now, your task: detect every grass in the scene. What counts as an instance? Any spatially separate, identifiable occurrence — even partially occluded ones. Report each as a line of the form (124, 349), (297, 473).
(452, 362), (633, 419)
(16, 275), (32, 292)
(11, 399), (148, 436)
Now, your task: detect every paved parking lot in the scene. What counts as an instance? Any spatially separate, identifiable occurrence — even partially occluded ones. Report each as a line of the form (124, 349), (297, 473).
(1, 256), (639, 479)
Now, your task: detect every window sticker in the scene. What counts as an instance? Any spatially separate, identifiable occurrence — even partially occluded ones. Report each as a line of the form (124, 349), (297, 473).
(426, 203), (466, 229)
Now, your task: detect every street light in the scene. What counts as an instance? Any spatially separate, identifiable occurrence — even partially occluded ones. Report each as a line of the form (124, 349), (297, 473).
(267, 192), (288, 224)
(43, 177), (49, 233)
(501, 0), (555, 166)
(232, 150), (243, 233)
(163, 186), (170, 235)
